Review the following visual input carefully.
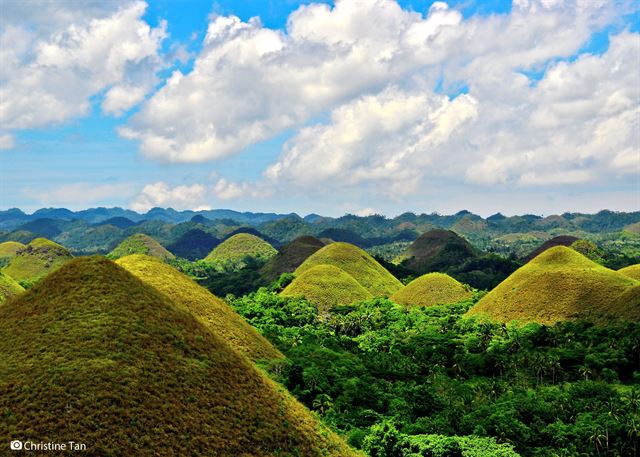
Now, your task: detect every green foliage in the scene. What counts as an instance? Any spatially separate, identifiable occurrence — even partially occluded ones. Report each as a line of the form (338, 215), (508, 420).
(107, 233), (174, 260)
(571, 239), (604, 263)
(468, 246), (640, 325)
(296, 242), (402, 297)
(232, 291), (640, 457)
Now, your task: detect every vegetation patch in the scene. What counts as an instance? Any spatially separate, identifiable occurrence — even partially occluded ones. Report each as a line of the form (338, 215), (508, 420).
(391, 272), (473, 307)
(167, 228), (220, 260)
(107, 233), (175, 260)
(260, 235), (325, 282)
(1, 237), (73, 283)
(116, 254), (282, 362)
(0, 271), (23, 304)
(467, 246), (640, 325)
(0, 241), (25, 258)
(282, 264), (373, 313)
(296, 242), (402, 297)
(0, 257), (358, 456)
(204, 233), (277, 268)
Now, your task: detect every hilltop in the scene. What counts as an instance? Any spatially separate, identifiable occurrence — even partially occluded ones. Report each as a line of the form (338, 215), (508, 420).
(394, 229), (476, 273)
(205, 233), (276, 267)
(0, 257), (358, 456)
(166, 229), (220, 260)
(391, 273), (473, 307)
(0, 271), (23, 303)
(619, 264), (640, 280)
(0, 241), (24, 258)
(467, 246), (640, 325)
(2, 237), (73, 283)
(260, 235), (325, 282)
(107, 233), (175, 260)
(296, 242), (402, 297)
(525, 235), (579, 261)
(116, 254), (281, 361)
(281, 264), (372, 312)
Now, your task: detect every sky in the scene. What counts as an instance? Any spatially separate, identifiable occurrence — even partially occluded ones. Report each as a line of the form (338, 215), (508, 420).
(0, 0), (638, 217)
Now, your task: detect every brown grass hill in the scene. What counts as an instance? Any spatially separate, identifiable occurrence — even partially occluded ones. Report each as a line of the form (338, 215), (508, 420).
(166, 228), (220, 260)
(619, 264), (640, 280)
(0, 241), (25, 258)
(391, 273), (473, 307)
(295, 242), (402, 297)
(107, 233), (175, 260)
(524, 235), (579, 261)
(393, 229), (476, 273)
(1, 237), (73, 283)
(624, 222), (640, 234)
(466, 246), (640, 325)
(0, 271), (23, 304)
(281, 265), (373, 312)
(116, 254), (282, 362)
(204, 233), (277, 266)
(0, 257), (359, 456)
(260, 235), (326, 282)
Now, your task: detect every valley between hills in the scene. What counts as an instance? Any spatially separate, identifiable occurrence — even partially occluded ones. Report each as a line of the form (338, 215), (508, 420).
(0, 207), (639, 456)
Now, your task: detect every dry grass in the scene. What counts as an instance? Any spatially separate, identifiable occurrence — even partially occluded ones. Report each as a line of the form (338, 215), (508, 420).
(466, 246), (640, 325)
(205, 233), (277, 265)
(295, 242), (402, 297)
(0, 241), (25, 258)
(116, 254), (282, 361)
(391, 272), (473, 307)
(0, 271), (23, 304)
(0, 256), (359, 456)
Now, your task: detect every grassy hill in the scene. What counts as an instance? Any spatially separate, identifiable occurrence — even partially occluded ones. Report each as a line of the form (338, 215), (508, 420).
(116, 254), (282, 361)
(467, 246), (640, 325)
(2, 237), (73, 283)
(0, 271), (23, 304)
(0, 257), (358, 456)
(295, 242), (402, 297)
(0, 241), (24, 258)
(619, 264), (640, 280)
(166, 229), (220, 260)
(394, 229), (476, 273)
(281, 264), (372, 312)
(260, 235), (325, 282)
(107, 233), (175, 260)
(525, 235), (579, 261)
(391, 273), (473, 307)
(205, 233), (277, 266)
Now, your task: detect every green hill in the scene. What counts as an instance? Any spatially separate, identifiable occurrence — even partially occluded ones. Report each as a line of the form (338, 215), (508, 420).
(107, 233), (174, 260)
(116, 254), (282, 362)
(281, 264), (372, 312)
(260, 235), (325, 282)
(0, 271), (23, 304)
(0, 257), (358, 456)
(525, 235), (579, 261)
(166, 229), (219, 260)
(391, 272), (473, 307)
(2, 237), (73, 283)
(394, 229), (476, 273)
(619, 264), (640, 280)
(0, 241), (25, 258)
(204, 233), (277, 266)
(296, 242), (402, 297)
(467, 246), (640, 325)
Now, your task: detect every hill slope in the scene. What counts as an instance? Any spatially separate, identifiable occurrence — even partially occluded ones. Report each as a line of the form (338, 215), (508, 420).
(2, 237), (73, 282)
(282, 264), (372, 312)
(0, 271), (23, 304)
(107, 233), (174, 260)
(391, 273), (473, 307)
(467, 246), (640, 324)
(394, 229), (476, 273)
(0, 241), (25, 258)
(295, 242), (402, 297)
(525, 235), (579, 261)
(116, 254), (282, 361)
(619, 264), (640, 280)
(205, 233), (277, 266)
(0, 257), (358, 456)
(166, 229), (220, 260)
(260, 235), (325, 281)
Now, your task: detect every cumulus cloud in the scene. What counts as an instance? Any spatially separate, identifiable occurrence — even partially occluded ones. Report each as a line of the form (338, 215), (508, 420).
(0, 1), (166, 136)
(130, 182), (211, 212)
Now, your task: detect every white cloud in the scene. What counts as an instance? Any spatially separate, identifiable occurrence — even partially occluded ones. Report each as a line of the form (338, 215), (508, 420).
(130, 182), (210, 212)
(0, 1), (166, 134)
(0, 133), (15, 150)
(30, 182), (136, 207)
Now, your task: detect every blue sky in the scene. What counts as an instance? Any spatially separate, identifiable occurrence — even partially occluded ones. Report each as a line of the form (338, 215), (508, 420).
(0, 0), (638, 216)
